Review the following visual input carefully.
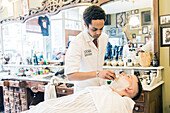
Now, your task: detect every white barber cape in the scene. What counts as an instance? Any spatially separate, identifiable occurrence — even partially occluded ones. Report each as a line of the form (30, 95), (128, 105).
(25, 85), (135, 113)
(65, 31), (109, 92)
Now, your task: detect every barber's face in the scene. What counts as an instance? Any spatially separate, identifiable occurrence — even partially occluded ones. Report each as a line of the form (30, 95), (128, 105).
(85, 19), (105, 39)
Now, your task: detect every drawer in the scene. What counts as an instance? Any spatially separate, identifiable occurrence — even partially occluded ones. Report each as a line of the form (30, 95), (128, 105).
(135, 93), (144, 103)
(20, 88), (26, 93)
(15, 99), (21, 105)
(38, 84), (46, 92)
(20, 93), (26, 99)
(21, 105), (27, 111)
(56, 87), (73, 95)
(14, 92), (20, 99)
(0, 81), (9, 86)
(133, 104), (144, 112)
(9, 98), (14, 103)
(4, 96), (9, 102)
(9, 91), (14, 97)
(9, 81), (26, 87)
(3, 86), (8, 90)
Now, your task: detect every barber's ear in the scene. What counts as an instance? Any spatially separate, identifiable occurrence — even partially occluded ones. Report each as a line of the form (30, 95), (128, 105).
(125, 87), (134, 94)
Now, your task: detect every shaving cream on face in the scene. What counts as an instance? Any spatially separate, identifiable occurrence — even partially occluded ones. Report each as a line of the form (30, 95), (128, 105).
(110, 75), (130, 91)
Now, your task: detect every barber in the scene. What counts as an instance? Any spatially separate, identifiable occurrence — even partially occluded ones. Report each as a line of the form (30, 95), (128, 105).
(65, 5), (116, 93)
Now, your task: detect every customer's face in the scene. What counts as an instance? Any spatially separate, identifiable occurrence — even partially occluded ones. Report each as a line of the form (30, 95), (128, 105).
(119, 73), (138, 92)
(86, 19), (105, 39)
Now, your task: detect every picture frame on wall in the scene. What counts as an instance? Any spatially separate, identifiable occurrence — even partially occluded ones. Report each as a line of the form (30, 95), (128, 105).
(141, 10), (151, 25)
(22, 0), (29, 15)
(130, 14), (140, 29)
(110, 27), (117, 36)
(116, 12), (126, 28)
(145, 36), (151, 44)
(160, 26), (170, 47)
(142, 26), (148, 34)
(132, 33), (136, 38)
(160, 15), (170, 25)
(138, 29), (142, 35)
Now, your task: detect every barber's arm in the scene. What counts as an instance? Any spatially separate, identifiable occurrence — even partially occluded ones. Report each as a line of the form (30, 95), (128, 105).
(67, 70), (116, 81)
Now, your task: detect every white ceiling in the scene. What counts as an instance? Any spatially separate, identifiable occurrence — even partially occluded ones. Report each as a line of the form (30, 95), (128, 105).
(101, 0), (152, 14)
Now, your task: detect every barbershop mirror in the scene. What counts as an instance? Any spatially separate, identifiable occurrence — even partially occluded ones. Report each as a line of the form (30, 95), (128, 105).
(0, 0), (157, 65)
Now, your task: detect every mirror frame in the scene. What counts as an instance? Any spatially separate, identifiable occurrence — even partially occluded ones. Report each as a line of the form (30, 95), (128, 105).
(0, 0), (159, 58)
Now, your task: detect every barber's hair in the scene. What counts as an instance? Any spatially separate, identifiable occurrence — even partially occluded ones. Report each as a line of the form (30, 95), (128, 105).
(132, 77), (143, 100)
(83, 5), (106, 28)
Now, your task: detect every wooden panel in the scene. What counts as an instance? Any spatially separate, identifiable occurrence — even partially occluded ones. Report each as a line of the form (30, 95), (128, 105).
(153, 0), (159, 59)
(135, 93), (145, 103)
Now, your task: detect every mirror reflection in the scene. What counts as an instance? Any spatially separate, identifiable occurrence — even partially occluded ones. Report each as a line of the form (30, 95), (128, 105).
(0, 0), (154, 66)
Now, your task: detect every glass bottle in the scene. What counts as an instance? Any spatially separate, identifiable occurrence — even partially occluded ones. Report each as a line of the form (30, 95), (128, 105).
(152, 52), (159, 67)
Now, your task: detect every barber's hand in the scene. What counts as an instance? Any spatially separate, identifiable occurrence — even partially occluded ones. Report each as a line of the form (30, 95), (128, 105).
(98, 70), (116, 80)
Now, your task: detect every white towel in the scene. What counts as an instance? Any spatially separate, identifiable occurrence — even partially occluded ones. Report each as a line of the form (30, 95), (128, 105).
(44, 76), (60, 101)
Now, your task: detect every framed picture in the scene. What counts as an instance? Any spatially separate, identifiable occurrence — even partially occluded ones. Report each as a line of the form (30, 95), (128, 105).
(110, 27), (117, 36)
(160, 15), (170, 25)
(142, 26), (148, 34)
(141, 10), (151, 25)
(130, 14), (140, 29)
(132, 33), (136, 38)
(136, 36), (141, 43)
(160, 26), (170, 47)
(116, 12), (126, 28)
(22, 0), (29, 15)
(138, 29), (142, 35)
(145, 36), (151, 44)
(118, 28), (122, 35)
(133, 43), (137, 48)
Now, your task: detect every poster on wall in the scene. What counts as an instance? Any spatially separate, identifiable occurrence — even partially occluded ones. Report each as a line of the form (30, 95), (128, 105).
(116, 12), (126, 28)
(130, 14), (140, 29)
(160, 15), (170, 25)
(161, 26), (170, 47)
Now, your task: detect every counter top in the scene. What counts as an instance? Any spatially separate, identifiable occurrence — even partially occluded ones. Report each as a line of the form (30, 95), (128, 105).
(142, 81), (164, 91)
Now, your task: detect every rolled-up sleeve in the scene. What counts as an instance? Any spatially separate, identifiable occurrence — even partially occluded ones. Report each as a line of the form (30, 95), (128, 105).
(65, 38), (82, 75)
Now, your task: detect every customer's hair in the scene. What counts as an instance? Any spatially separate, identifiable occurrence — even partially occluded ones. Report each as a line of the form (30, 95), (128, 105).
(132, 77), (143, 100)
(83, 5), (106, 28)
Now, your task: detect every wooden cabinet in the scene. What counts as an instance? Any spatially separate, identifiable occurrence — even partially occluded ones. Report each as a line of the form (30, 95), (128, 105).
(133, 85), (162, 113)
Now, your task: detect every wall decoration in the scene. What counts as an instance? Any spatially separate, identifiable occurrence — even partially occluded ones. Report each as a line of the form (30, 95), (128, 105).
(110, 27), (117, 36)
(142, 26), (148, 34)
(160, 26), (170, 47)
(22, 0), (29, 15)
(160, 15), (170, 25)
(118, 28), (122, 35)
(132, 33), (136, 38)
(145, 36), (151, 44)
(141, 10), (151, 25)
(138, 29), (142, 35)
(105, 30), (111, 37)
(136, 36), (141, 43)
(130, 14), (140, 29)
(116, 12), (126, 28)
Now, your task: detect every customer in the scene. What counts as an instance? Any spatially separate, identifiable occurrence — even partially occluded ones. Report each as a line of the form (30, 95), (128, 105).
(25, 73), (142, 113)
(65, 5), (116, 93)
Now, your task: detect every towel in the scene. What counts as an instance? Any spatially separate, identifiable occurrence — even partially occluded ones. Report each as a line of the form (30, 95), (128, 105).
(44, 76), (60, 101)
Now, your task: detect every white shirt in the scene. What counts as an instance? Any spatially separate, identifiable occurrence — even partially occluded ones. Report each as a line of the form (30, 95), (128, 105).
(65, 31), (109, 92)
